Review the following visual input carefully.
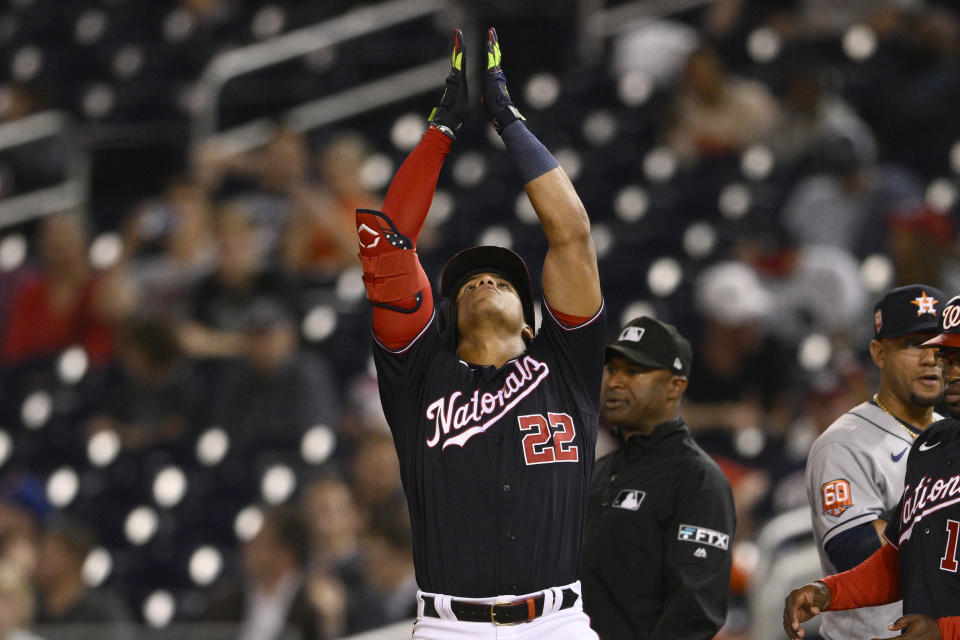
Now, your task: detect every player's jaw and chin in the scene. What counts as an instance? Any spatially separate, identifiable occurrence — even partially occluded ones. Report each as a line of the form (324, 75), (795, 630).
(907, 365), (946, 408)
(456, 280), (526, 337)
(905, 372), (945, 408)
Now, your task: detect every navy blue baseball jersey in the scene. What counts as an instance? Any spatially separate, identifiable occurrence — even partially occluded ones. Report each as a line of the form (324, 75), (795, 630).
(884, 417), (960, 618)
(372, 299), (606, 597)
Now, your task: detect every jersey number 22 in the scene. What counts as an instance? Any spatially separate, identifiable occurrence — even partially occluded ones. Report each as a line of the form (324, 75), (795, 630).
(517, 413), (579, 465)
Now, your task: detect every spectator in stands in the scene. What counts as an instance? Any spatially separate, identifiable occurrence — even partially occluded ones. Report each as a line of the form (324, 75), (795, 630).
(84, 318), (197, 452)
(206, 505), (335, 640)
(0, 561), (42, 640)
(208, 297), (339, 456)
(0, 82), (47, 123)
(861, 5), (960, 173)
(765, 65), (877, 172)
(683, 261), (793, 435)
(739, 230), (869, 348)
(176, 203), (298, 361)
(0, 212), (113, 369)
(359, 508), (417, 625)
(779, 136), (931, 260)
(300, 472), (364, 589)
(119, 179), (217, 320)
(682, 261), (798, 538)
(192, 127), (358, 279)
(349, 432), (404, 517)
(33, 518), (133, 637)
(665, 44), (780, 164)
(0, 473), (52, 577)
(280, 131), (376, 280)
(300, 471), (386, 635)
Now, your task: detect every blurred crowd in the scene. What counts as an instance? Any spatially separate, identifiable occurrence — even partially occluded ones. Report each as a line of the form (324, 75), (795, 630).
(1, 0), (960, 638)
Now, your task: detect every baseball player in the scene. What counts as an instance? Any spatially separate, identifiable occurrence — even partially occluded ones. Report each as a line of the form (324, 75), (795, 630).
(580, 317), (736, 639)
(937, 302), (960, 420)
(356, 28), (604, 638)
(783, 294), (960, 640)
(804, 284), (946, 640)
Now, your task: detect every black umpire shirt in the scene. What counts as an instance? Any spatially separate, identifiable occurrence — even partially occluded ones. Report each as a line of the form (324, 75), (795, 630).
(884, 417), (960, 618)
(581, 419), (736, 639)
(373, 299), (606, 597)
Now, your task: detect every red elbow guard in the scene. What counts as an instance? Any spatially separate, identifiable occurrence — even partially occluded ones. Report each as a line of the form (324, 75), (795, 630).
(357, 208), (424, 313)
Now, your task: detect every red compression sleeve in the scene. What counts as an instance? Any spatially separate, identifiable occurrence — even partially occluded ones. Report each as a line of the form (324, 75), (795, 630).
(381, 127), (451, 240)
(940, 617), (960, 640)
(373, 128), (451, 350)
(820, 544), (901, 610)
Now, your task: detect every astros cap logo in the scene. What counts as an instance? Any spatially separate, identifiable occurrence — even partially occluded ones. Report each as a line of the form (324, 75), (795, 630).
(912, 291), (939, 316)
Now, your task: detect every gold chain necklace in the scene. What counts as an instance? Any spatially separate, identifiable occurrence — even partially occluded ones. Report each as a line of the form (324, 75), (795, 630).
(873, 394), (923, 439)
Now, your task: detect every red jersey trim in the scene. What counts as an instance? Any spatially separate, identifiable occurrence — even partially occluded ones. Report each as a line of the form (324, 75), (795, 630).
(373, 310), (436, 354)
(544, 300), (604, 332)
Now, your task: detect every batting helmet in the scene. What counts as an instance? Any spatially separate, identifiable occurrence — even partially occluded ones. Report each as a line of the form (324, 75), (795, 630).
(437, 246), (536, 348)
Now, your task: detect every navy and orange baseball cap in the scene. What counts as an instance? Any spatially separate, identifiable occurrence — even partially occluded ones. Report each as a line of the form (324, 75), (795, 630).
(873, 284), (945, 339)
(922, 294), (960, 348)
(440, 246), (536, 330)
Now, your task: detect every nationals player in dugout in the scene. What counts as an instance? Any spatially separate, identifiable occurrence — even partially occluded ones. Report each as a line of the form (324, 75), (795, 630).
(804, 284), (945, 640)
(356, 29), (604, 638)
(784, 294), (960, 640)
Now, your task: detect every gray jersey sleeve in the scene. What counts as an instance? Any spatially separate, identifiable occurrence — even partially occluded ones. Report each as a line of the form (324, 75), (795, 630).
(806, 439), (885, 547)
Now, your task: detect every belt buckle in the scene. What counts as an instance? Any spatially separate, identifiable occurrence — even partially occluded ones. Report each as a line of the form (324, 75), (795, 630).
(490, 603), (513, 626)
(490, 597), (535, 625)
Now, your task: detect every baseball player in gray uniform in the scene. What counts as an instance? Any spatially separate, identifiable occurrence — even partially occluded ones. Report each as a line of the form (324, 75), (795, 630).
(805, 284), (945, 640)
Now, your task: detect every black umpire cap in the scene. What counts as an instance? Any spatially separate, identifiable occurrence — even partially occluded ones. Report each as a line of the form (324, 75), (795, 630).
(440, 246), (536, 331)
(922, 294), (960, 349)
(873, 284), (945, 340)
(606, 316), (692, 377)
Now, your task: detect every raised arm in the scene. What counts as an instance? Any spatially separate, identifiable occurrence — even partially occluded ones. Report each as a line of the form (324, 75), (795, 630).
(482, 28), (601, 318)
(358, 30), (468, 350)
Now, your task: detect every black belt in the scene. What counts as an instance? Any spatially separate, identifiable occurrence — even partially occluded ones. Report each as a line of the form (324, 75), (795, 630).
(422, 588), (578, 625)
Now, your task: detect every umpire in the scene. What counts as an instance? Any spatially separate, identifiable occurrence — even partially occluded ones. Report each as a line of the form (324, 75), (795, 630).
(581, 316), (736, 639)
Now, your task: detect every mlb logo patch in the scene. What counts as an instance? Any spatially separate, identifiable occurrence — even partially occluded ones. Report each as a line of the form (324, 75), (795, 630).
(874, 309), (882, 334)
(618, 327), (646, 343)
(612, 489), (645, 511)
